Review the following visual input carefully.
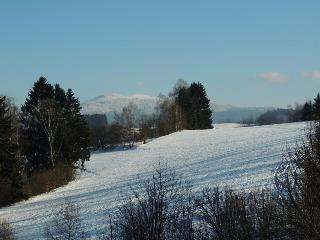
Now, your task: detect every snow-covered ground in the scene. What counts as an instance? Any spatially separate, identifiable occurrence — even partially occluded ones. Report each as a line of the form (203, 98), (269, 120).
(0, 122), (307, 239)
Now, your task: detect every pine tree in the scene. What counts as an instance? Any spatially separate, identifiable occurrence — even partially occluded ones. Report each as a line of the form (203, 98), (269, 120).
(302, 101), (313, 121)
(21, 78), (90, 172)
(313, 93), (320, 120)
(64, 89), (90, 168)
(23, 77), (55, 113)
(54, 83), (67, 106)
(0, 96), (23, 205)
(0, 96), (14, 178)
(189, 82), (213, 129)
(21, 77), (55, 173)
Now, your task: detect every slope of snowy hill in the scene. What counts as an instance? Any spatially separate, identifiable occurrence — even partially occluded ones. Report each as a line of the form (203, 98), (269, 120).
(0, 122), (306, 239)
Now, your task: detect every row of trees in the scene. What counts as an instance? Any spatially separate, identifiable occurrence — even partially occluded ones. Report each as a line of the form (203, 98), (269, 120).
(87, 80), (213, 150)
(11, 118), (319, 239)
(0, 77), (90, 206)
(301, 93), (320, 121)
(242, 93), (320, 126)
(85, 104), (152, 150)
(156, 80), (213, 136)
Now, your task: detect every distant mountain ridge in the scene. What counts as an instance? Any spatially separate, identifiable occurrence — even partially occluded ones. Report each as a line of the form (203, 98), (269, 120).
(81, 93), (158, 121)
(81, 93), (273, 123)
(212, 104), (274, 123)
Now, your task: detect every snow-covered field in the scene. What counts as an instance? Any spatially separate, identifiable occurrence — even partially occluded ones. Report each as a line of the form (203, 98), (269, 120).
(0, 122), (307, 239)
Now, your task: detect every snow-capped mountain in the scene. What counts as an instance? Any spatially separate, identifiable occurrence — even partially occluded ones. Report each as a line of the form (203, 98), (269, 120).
(81, 93), (158, 120)
(82, 93), (273, 123)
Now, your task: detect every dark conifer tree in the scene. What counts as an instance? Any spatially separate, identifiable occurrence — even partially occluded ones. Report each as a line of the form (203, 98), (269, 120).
(54, 83), (67, 106)
(23, 77), (55, 113)
(313, 93), (320, 120)
(302, 101), (313, 121)
(21, 77), (90, 172)
(0, 96), (15, 178)
(189, 82), (213, 129)
(0, 96), (23, 204)
(21, 77), (55, 173)
(53, 84), (67, 163)
(64, 89), (90, 168)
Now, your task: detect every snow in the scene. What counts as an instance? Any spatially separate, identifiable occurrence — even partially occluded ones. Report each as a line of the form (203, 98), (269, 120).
(81, 93), (158, 116)
(0, 122), (307, 239)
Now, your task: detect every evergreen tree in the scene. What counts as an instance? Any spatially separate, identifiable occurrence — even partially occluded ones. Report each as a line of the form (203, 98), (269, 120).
(189, 82), (213, 129)
(302, 101), (313, 121)
(64, 89), (90, 168)
(0, 96), (23, 205)
(54, 83), (67, 106)
(53, 84), (67, 163)
(21, 77), (55, 173)
(23, 77), (55, 113)
(21, 77), (90, 172)
(313, 93), (320, 120)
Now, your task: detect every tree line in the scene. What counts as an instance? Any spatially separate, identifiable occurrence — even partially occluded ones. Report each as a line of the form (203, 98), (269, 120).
(241, 92), (320, 126)
(156, 79), (213, 135)
(87, 80), (213, 150)
(0, 77), (90, 207)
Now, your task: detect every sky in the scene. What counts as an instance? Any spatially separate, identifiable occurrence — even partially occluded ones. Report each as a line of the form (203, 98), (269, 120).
(0, 0), (320, 107)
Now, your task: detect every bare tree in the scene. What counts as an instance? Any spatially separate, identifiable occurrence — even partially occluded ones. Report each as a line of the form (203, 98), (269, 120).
(0, 219), (15, 240)
(44, 199), (87, 240)
(114, 102), (139, 148)
(96, 215), (116, 240)
(34, 99), (63, 168)
(111, 166), (194, 240)
(195, 187), (255, 240)
(155, 95), (176, 136)
(137, 114), (158, 142)
(275, 122), (320, 239)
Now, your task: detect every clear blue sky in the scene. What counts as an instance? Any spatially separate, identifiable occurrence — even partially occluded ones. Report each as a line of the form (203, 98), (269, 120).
(1, 0), (319, 107)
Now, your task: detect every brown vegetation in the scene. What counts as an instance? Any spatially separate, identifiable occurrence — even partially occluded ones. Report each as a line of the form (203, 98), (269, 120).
(23, 163), (75, 197)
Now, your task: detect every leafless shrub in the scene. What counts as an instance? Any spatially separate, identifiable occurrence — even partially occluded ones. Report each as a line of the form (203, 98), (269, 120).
(108, 166), (194, 240)
(275, 122), (320, 239)
(0, 219), (15, 240)
(195, 187), (254, 240)
(247, 190), (283, 239)
(44, 199), (87, 240)
(195, 187), (284, 240)
(95, 215), (116, 240)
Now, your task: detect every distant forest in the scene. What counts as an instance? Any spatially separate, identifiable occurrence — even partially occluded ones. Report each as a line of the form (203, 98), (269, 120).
(241, 94), (320, 126)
